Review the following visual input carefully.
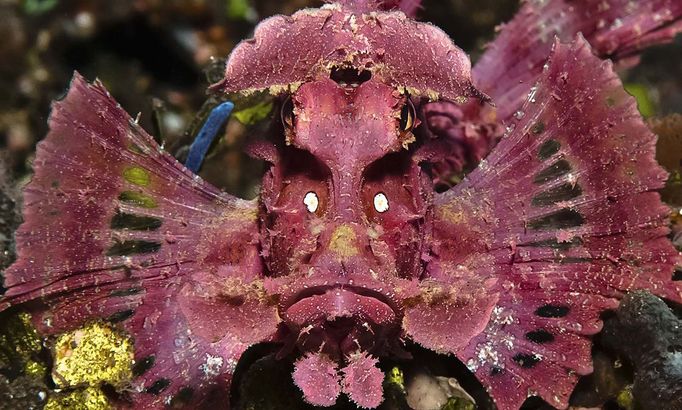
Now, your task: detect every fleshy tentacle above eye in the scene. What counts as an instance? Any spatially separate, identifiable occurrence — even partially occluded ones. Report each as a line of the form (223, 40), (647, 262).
(410, 35), (682, 410)
(0, 74), (279, 409)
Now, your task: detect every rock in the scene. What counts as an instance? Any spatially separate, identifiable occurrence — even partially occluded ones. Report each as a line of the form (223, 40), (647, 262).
(601, 291), (682, 410)
(0, 312), (48, 410)
(0, 374), (46, 410)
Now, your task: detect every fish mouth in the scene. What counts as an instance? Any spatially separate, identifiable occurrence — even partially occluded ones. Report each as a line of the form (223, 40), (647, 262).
(281, 285), (402, 328)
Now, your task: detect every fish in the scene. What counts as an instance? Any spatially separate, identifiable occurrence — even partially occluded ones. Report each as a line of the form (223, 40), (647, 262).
(2, 1), (681, 409)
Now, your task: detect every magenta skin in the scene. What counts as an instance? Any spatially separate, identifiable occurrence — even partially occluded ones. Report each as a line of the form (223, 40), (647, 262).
(1, 1), (682, 409)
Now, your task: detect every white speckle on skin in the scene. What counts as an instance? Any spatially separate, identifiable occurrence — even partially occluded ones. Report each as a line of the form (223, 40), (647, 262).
(466, 358), (479, 372)
(349, 14), (359, 33)
(226, 358), (238, 373)
(477, 342), (501, 368)
(491, 306), (515, 325)
(501, 335), (516, 350)
(200, 354), (224, 379)
(527, 86), (538, 103)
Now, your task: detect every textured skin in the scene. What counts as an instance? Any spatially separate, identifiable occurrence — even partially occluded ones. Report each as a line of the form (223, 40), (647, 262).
(424, 0), (682, 220)
(292, 353), (342, 406)
(259, 78), (428, 408)
(1, 75), (279, 408)
(473, 0), (682, 121)
(212, 2), (481, 102)
(1, 1), (681, 410)
(422, 36), (681, 410)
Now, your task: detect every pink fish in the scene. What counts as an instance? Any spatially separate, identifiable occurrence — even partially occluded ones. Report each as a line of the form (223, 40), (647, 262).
(2, 1), (681, 409)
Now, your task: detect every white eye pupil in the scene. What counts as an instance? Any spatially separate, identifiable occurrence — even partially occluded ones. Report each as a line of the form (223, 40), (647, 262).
(304, 191), (319, 213)
(373, 192), (389, 213)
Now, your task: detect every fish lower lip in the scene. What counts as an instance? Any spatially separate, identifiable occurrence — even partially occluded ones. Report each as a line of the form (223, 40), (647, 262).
(281, 284), (402, 314)
(283, 287), (397, 327)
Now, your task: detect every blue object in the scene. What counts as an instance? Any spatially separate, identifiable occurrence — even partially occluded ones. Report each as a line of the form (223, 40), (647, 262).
(185, 101), (235, 173)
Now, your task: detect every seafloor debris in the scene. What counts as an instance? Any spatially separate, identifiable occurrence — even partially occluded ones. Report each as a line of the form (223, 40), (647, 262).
(0, 162), (19, 272)
(0, 312), (47, 410)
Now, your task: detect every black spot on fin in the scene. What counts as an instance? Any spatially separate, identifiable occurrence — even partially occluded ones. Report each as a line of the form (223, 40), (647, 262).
(526, 237), (583, 250)
(107, 309), (134, 323)
(531, 183), (582, 207)
(673, 268), (682, 281)
(525, 329), (555, 344)
(512, 353), (541, 368)
(171, 387), (195, 407)
(107, 240), (161, 257)
(109, 287), (143, 297)
(133, 355), (156, 377)
(538, 140), (561, 160)
(528, 209), (584, 230)
(535, 304), (570, 318)
(111, 212), (162, 231)
(145, 378), (171, 395)
(534, 159), (571, 184)
(490, 366), (504, 376)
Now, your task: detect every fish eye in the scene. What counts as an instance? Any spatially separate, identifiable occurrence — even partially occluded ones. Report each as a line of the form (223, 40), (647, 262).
(303, 191), (319, 213)
(281, 96), (295, 129)
(399, 100), (416, 132)
(373, 192), (389, 213)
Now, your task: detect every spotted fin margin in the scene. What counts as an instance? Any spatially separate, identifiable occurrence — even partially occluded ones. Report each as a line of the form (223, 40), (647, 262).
(0, 73), (279, 409)
(408, 36), (682, 410)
